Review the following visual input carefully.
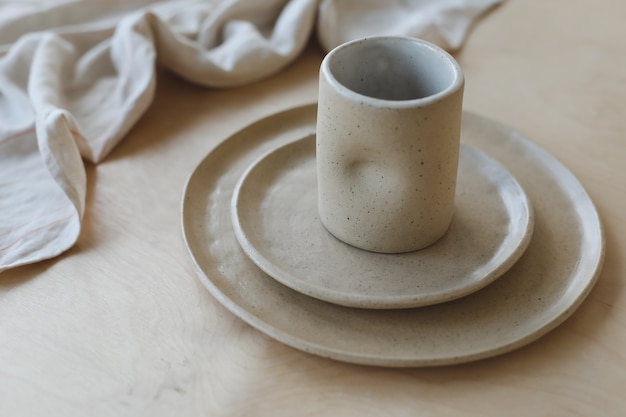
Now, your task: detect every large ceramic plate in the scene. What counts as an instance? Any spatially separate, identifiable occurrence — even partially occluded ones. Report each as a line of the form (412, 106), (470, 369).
(181, 104), (604, 367)
(231, 136), (533, 309)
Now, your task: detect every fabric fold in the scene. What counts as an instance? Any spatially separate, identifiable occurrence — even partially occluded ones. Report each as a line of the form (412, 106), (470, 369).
(317, 0), (501, 51)
(150, 0), (318, 87)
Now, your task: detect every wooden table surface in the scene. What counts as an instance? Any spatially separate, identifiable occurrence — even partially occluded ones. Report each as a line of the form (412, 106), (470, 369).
(2, 0), (625, 415)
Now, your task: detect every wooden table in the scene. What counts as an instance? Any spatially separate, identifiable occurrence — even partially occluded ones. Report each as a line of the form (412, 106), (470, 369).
(2, 0), (625, 415)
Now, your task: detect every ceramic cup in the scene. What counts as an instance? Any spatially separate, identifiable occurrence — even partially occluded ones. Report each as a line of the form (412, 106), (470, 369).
(316, 36), (465, 253)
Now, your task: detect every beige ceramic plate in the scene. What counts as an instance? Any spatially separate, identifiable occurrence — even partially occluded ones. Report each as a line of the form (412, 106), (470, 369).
(181, 104), (604, 367)
(231, 136), (533, 309)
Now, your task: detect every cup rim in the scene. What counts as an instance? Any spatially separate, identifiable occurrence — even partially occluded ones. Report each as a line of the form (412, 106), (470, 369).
(320, 36), (464, 108)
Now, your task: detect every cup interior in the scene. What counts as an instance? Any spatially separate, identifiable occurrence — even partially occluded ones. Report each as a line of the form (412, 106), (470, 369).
(326, 38), (460, 101)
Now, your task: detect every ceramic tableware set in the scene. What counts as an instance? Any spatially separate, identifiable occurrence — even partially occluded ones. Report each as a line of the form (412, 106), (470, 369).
(181, 37), (604, 367)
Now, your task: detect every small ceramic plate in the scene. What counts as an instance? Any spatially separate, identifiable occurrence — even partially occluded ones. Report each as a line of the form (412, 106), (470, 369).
(181, 104), (604, 367)
(231, 135), (534, 309)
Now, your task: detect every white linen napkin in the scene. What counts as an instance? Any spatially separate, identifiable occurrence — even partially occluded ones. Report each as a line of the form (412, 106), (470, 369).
(0, 0), (503, 273)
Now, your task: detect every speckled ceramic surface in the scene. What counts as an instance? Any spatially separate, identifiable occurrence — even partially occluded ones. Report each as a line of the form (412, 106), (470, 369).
(231, 135), (533, 309)
(181, 104), (604, 367)
(317, 37), (465, 253)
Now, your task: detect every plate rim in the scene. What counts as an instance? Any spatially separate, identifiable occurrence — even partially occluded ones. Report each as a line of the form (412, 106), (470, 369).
(230, 135), (535, 309)
(180, 103), (605, 367)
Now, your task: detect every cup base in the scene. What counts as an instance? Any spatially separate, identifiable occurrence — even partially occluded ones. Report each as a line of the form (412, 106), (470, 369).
(318, 214), (453, 254)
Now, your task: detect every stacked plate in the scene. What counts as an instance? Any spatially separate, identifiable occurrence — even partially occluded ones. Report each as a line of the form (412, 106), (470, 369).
(181, 104), (604, 367)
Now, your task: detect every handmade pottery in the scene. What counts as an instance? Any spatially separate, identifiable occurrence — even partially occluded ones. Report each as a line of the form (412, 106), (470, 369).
(231, 135), (534, 309)
(181, 104), (604, 367)
(316, 36), (465, 253)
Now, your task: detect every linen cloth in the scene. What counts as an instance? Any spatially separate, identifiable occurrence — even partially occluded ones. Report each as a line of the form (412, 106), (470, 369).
(0, 0), (502, 272)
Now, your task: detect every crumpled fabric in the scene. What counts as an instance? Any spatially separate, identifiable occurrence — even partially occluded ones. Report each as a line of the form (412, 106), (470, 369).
(0, 0), (503, 273)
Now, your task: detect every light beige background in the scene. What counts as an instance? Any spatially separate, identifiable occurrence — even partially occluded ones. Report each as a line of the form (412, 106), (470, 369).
(1, 0), (625, 415)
